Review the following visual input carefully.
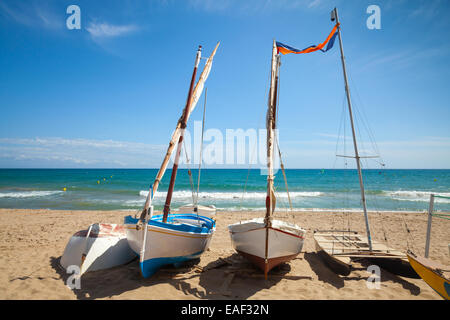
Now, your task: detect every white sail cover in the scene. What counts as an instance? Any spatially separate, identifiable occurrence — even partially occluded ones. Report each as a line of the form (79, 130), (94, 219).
(142, 43), (220, 214)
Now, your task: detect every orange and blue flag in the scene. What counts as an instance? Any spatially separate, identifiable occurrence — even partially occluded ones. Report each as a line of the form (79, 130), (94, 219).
(276, 23), (340, 55)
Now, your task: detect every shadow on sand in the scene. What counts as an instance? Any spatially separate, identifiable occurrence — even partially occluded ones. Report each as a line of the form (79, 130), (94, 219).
(194, 253), (312, 299)
(50, 253), (311, 300)
(358, 259), (421, 296)
(303, 252), (421, 295)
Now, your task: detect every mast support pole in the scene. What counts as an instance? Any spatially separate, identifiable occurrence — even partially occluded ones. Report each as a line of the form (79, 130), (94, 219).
(424, 194), (434, 258)
(162, 45), (202, 223)
(333, 7), (373, 251)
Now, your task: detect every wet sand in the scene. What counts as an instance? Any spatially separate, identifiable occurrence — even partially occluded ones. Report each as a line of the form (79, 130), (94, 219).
(0, 208), (448, 300)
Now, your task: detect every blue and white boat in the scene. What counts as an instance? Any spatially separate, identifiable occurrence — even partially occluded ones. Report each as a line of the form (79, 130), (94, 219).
(125, 213), (215, 278)
(124, 43), (219, 278)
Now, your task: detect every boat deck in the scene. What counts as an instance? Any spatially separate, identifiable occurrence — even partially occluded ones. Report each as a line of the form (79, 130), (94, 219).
(408, 252), (450, 280)
(314, 230), (406, 259)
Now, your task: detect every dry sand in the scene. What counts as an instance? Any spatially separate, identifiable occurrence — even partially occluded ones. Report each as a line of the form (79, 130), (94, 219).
(0, 208), (448, 300)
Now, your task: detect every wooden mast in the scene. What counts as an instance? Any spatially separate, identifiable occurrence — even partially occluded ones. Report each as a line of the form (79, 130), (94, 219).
(332, 8), (373, 251)
(162, 46), (202, 223)
(139, 43), (219, 222)
(264, 40), (279, 278)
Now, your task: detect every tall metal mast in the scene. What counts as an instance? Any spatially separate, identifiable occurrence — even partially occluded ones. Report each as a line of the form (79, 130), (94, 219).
(332, 7), (373, 251)
(162, 45), (202, 223)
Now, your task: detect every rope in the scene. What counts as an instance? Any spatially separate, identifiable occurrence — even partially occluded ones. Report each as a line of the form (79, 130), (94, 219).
(182, 139), (196, 205)
(273, 185), (289, 215)
(345, 66), (394, 251)
(275, 133), (292, 210)
(401, 210), (420, 254)
(348, 64), (384, 165)
(432, 214), (450, 221)
(195, 87), (207, 207)
(332, 95), (347, 234)
(434, 195), (450, 199)
(361, 156), (390, 248)
(429, 195), (450, 220)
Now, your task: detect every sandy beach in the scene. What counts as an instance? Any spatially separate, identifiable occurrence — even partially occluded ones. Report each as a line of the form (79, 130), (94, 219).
(0, 208), (448, 300)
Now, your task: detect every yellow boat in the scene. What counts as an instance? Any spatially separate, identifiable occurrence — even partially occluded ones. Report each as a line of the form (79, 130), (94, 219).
(407, 251), (450, 300)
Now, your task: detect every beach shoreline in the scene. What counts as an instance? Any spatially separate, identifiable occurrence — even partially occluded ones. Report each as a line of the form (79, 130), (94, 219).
(0, 208), (448, 300)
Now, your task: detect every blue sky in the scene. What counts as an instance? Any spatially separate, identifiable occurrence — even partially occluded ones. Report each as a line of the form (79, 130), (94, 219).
(0, 0), (449, 169)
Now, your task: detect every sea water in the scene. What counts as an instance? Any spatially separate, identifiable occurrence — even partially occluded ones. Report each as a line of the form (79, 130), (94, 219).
(0, 169), (449, 212)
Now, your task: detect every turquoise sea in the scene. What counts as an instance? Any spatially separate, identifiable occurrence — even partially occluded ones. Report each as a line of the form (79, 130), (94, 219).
(0, 169), (449, 212)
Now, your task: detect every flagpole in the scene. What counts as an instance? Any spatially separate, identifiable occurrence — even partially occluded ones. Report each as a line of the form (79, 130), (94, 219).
(332, 7), (373, 251)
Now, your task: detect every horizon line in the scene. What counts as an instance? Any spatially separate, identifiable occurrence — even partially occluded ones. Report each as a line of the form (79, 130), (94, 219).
(0, 167), (449, 170)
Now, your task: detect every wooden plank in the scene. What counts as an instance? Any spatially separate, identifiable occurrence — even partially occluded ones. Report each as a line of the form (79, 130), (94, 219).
(322, 248), (405, 255)
(315, 239), (367, 244)
(314, 230), (359, 233)
(335, 254), (407, 259)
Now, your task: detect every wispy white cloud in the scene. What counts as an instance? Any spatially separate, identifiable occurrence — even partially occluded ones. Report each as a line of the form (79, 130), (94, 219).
(86, 22), (138, 38)
(0, 1), (61, 29)
(308, 0), (322, 9)
(0, 137), (165, 168)
(280, 135), (450, 168)
(1, 135), (449, 169)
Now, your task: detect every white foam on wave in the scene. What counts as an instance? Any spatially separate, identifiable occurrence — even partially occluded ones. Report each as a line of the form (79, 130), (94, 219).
(139, 190), (322, 200)
(0, 190), (64, 198)
(384, 190), (450, 203)
(124, 199), (145, 205)
(214, 207), (422, 213)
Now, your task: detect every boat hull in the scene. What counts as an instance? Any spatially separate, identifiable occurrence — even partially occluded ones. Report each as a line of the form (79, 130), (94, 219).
(314, 237), (352, 276)
(367, 257), (419, 278)
(125, 214), (215, 278)
(228, 218), (305, 277)
(60, 223), (137, 276)
(407, 252), (449, 300)
(313, 230), (415, 277)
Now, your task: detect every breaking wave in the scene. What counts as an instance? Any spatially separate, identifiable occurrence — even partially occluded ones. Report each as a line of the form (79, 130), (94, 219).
(384, 190), (450, 203)
(139, 190), (323, 200)
(0, 190), (64, 198)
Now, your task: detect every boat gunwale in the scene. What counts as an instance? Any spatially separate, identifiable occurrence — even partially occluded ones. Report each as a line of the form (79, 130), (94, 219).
(229, 225), (305, 239)
(124, 213), (215, 235)
(407, 252), (450, 280)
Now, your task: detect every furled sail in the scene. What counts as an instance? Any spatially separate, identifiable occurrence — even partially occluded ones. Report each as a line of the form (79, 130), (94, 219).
(140, 42), (220, 219)
(265, 40), (279, 222)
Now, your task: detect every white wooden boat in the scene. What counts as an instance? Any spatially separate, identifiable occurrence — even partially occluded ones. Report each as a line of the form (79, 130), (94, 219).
(177, 204), (216, 218)
(124, 43), (219, 278)
(229, 218), (305, 276)
(228, 40), (306, 279)
(60, 223), (136, 276)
